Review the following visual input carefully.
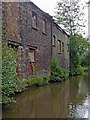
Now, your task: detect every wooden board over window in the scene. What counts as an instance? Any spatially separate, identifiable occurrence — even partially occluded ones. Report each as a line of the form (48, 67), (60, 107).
(32, 11), (37, 28)
(52, 35), (56, 46)
(42, 19), (46, 33)
(28, 49), (35, 62)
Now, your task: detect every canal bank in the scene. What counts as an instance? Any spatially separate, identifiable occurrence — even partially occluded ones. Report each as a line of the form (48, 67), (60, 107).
(2, 72), (89, 118)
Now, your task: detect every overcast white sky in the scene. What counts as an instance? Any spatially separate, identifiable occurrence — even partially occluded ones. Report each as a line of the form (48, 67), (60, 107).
(31, 0), (88, 37)
(31, 0), (88, 15)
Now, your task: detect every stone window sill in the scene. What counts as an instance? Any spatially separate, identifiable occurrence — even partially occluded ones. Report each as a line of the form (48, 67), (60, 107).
(42, 32), (47, 35)
(57, 52), (61, 55)
(52, 45), (55, 47)
(32, 26), (38, 31)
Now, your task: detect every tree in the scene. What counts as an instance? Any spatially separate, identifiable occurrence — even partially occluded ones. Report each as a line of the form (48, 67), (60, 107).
(69, 34), (88, 75)
(73, 34), (88, 56)
(54, 0), (86, 35)
(54, 0), (88, 75)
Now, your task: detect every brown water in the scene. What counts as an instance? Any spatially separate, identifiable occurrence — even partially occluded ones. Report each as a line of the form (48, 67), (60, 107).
(2, 72), (90, 118)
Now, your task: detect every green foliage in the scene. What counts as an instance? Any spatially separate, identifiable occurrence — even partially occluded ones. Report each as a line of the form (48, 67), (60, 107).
(63, 69), (69, 79)
(35, 77), (43, 85)
(43, 76), (50, 84)
(50, 59), (69, 82)
(54, 0), (86, 35)
(31, 62), (34, 74)
(81, 51), (90, 67)
(81, 67), (88, 71)
(26, 75), (49, 86)
(2, 42), (25, 104)
(70, 65), (83, 76)
(73, 35), (88, 56)
(69, 35), (88, 75)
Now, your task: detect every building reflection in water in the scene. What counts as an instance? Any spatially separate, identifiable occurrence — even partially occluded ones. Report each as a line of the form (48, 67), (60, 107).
(2, 72), (89, 118)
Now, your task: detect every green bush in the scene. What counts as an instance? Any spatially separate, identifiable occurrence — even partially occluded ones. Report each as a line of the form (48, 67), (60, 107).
(27, 77), (36, 86)
(75, 65), (83, 75)
(35, 77), (43, 85)
(43, 76), (50, 84)
(63, 69), (69, 79)
(50, 59), (69, 82)
(69, 65), (83, 76)
(2, 42), (25, 104)
(26, 75), (49, 86)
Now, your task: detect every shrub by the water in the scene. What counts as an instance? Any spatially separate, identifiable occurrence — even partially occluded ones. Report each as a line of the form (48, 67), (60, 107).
(50, 59), (69, 82)
(26, 76), (49, 86)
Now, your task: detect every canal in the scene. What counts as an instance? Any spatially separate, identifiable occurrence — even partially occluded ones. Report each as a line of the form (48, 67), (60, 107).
(2, 72), (90, 118)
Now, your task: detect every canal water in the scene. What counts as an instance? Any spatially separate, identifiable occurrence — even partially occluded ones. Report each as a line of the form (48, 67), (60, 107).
(2, 72), (90, 118)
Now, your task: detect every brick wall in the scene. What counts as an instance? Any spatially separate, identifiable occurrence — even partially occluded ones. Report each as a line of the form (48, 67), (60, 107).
(19, 2), (52, 76)
(52, 23), (69, 69)
(2, 2), (21, 43)
(2, 2), (69, 77)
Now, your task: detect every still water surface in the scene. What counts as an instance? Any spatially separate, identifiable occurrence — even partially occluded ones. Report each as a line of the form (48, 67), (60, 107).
(2, 72), (90, 118)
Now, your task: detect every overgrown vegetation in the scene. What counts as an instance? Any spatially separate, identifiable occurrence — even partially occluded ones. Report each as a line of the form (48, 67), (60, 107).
(2, 42), (50, 104)
(26, 59), (69, 88)
(2, 45), (69, 104)
(50, 59), (69, 82)
(2, 42), (26, 104)
(26, 76), (49, 86)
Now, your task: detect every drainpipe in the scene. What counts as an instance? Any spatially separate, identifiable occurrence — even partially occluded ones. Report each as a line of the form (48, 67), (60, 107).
(51, 20), (53, 61)
(25, 3), (29, 78)
(19, 3), (23, 45)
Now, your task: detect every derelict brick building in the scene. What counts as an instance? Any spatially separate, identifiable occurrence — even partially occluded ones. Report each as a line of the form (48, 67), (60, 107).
(2, 2), (69, 78)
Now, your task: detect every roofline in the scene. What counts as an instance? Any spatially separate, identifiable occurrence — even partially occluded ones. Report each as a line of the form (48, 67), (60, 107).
(30, 2), (53, 21)
(30, 2), (70, 37)
(53, 22), (70, 37)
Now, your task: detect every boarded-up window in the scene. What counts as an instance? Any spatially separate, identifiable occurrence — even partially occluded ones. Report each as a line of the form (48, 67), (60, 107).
(62, 42), (64, 52)
(52, 35), (56, 46)
(28, 49), (36, 75)
(58, 40), (61, 53)
(32, 11), (37, 28)
(28, 49), (35, 62)
(42, 19), (46, 33)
